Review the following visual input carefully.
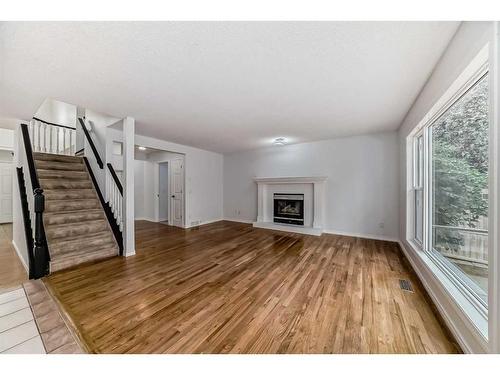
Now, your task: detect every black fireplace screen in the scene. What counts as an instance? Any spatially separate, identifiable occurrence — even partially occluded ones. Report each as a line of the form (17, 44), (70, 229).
(273, 194), (304, 225)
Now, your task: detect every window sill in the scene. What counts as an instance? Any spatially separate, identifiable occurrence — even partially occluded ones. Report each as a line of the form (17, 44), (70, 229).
(400, 238), (489, 353)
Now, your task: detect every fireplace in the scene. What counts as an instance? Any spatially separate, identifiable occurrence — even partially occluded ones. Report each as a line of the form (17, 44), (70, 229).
(273, 193), (304, 226)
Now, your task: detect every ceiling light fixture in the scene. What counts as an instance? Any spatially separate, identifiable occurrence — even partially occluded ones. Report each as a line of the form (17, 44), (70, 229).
(138, 146), (146, 151)
(273, 137), (287, 146)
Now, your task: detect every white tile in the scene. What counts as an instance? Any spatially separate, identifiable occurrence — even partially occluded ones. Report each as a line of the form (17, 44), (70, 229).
(2, 336), (46, 354)
(0, 320), (39, 352)
(0, 288), (25, 305)
(0, 296), (29, 318)
(0, 308), (34, 333)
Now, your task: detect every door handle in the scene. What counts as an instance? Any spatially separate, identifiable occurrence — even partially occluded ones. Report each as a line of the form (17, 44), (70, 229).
(171, 195), (175, 198)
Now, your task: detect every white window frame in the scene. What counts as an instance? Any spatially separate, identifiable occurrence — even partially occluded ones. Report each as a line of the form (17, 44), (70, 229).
(412, 133), (424, 246)
(406, 44), (490, 334)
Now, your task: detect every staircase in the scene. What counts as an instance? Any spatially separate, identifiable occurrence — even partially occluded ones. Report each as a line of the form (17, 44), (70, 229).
(34, 152), (119, 272)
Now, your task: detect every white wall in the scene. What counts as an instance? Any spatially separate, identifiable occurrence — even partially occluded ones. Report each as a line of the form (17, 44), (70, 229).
(134, 160), (145, 219)
(0, 128), (14, 150)
(11, 126), (29, 271)
(135, 135), (223, 227)
(106, 131), (223, 227)
(34, 98), (76, 127)
(397, 22), (493, 353)
(224, 132), (399, 240)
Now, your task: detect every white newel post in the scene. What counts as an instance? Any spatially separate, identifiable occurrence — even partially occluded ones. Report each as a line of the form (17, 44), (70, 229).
(123, 117), (135, 256)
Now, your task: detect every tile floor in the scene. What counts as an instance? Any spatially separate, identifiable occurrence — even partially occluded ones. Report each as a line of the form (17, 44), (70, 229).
(0, 286), (46, 353)
(0, 281), (84, 354)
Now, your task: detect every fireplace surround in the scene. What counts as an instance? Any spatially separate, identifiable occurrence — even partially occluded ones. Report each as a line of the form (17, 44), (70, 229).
(253, 176), (327, 236)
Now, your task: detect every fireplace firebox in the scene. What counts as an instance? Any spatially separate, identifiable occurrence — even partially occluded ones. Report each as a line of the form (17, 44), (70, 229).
(273, 193), (304, 226)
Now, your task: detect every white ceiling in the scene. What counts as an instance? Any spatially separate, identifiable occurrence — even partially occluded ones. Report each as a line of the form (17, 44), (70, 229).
(0, 22), (459, 153)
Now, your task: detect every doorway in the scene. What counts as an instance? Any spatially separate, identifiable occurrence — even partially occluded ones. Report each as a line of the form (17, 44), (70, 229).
(158, 162), (169, 222)
(169, 158), (184, 228)
(156, 157), (184, 228)
(0, 152), (13, 224)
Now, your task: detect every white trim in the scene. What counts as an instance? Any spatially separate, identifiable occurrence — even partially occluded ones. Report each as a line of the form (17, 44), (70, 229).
(404, 43), (491, 349)
(135, 217), (156, 222)
(185, 217), (224, 228)
(253, 221), (322, 236)
(323, 229), (399, 242)
(253, 176), (327, 184)
(11, 240), (28, 274)
(223, 218), (254, 224)
(488, 22), (500, 353)
(398, 239), (489, 353)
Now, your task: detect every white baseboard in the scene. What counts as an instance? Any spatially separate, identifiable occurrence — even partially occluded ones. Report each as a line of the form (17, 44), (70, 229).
(135, 217), (156, 222)
(398, 239), (489, 353)
(11, 240), (29, 274)
(184, 217), (225, 229)
(322, 229), (399, 242)
(223, 217), (254, 224)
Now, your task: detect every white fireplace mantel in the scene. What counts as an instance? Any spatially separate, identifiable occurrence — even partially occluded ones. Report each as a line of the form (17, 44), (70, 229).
(253, 176), (327, 184)
(253, 176), (327, 236)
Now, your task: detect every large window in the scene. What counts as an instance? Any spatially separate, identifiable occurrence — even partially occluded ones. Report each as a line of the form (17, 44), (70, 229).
(410, 71), (489, 308)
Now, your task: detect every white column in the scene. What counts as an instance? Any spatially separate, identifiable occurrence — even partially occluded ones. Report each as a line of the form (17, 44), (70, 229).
(312, 181), (325, 230)
(256, 182), (265, 222)
(123, 117), (135, 256)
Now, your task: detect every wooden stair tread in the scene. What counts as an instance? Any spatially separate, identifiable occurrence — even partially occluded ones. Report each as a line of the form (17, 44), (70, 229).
(44, 189), (97, 201)
(50, 246), (118, 273)
(37, 169), (90, 180)
(35, 159), (86, 171)
(45, 219), (109, 241)
(34, 152), (83, 164)
(43, 209), (105, 225)
(40, 179), (93, 190)
(45, 198), (101, 213)
(49, 231), (116, 256)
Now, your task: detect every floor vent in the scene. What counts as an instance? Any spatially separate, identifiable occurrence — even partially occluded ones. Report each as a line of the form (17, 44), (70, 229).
(399, 279), (414, 293)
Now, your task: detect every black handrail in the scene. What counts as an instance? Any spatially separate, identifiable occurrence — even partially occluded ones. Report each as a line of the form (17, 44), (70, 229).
(20, 123), (50, 278)
(78, 117), (104, 169)
(107, 163), (123, 195)
(32, 116), (76, 130)
(84, 158), (123, 255)
(20, 124), (40, 190)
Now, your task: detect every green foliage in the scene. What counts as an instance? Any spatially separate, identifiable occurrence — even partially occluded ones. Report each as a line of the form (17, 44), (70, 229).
(432, 76), (488, 251)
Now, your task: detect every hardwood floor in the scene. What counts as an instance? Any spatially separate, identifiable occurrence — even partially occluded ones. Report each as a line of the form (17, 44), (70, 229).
(44, 220), (460, 354)
(0, 223), (28, 289)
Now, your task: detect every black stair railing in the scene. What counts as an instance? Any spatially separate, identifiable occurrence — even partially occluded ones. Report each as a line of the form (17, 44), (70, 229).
(83, 158), (124, 255)
(20, 123), (50, 278)
(78, 117), (103, 169)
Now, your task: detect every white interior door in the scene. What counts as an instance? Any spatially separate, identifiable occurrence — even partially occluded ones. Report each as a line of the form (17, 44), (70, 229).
(0, 162), (13, 223)
(169, 158), (184, 228)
